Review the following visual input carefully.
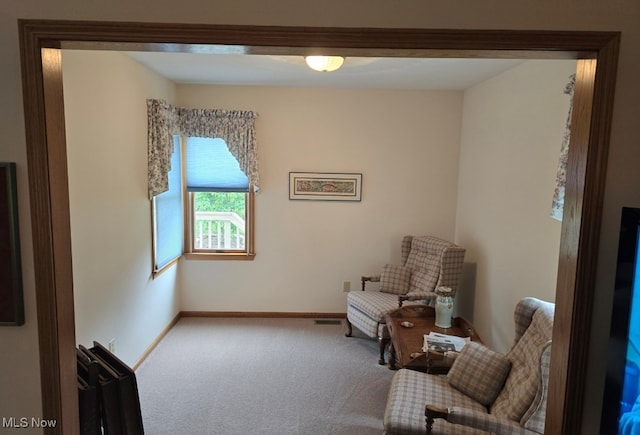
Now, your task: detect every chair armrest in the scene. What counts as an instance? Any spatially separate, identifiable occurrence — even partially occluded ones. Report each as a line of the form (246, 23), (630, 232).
(426, 406), (534, 435)
(406, 290), (436, 300)
(425, 405), (449, 434)
(421, 350), (459, 374)
(426, 349), (459, 362)
(398, 290), (436, 306)
(361, 275), (380, 290)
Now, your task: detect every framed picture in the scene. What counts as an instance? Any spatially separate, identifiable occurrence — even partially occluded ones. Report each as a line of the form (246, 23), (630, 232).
(0, 163), (24, 325)
(289, 172), (362, 201)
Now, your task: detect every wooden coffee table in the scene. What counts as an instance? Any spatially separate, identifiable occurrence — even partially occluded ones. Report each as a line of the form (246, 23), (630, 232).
(385, 305), (482, 373)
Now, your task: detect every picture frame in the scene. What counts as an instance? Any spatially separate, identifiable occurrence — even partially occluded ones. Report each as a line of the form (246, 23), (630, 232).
(0, 162), (24, 325)
(289, 172), (362, 201)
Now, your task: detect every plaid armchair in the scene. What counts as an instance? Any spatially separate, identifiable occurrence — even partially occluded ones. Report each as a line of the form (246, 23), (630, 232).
(383, 297), (554, 435)
(345, 236), (465, 364)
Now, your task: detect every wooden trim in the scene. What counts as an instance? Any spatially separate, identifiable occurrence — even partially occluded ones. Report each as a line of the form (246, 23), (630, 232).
(185, 189), (255, 258)
(547, 58), (597, 432)
(550, 34), (620, 432)
(247, 188), (255, 255)
(19, 31), (79, 433)
(183, 252), (256, 261)
(41, 47), (79, 433)
(17, 20), (620, 434)
(152, 256), (180, 278)
(20, 20), (617, 55)
(19, 30), (62, 429)
(181, 311), (347, 319)
(150, 196), (157, 273)
(132, 313), (182, 371)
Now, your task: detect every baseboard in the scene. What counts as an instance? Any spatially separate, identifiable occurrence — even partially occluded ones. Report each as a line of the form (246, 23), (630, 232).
(132, 312), (182, 371)
(180, 311), (347, 319)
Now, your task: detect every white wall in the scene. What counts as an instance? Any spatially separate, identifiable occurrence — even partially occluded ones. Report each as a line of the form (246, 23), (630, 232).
(62, 50), (181, 367)
(2, 2), (640, 433)
(455, 60), (576, 352)
(176, 85), (463, 312)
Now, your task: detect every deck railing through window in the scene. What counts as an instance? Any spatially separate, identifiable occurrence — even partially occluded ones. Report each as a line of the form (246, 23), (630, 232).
(194, 211), (245, 250)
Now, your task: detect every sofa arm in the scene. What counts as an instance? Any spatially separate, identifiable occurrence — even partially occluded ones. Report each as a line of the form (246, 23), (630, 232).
(361, 275), (380, 290)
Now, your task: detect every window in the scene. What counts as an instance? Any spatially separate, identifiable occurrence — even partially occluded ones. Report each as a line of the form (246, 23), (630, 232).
(184, 137), (255, 260)
(147, 100), (258, 268)
(152, 135), (183, 273)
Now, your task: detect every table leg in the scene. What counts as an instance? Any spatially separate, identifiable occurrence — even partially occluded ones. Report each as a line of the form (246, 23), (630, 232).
(388, 342), (397, 370)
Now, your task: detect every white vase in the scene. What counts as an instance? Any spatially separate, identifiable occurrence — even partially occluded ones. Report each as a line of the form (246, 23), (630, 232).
(435, 286), (453, 328)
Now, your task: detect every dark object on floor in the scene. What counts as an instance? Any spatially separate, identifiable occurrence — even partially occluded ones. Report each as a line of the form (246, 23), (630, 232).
(76, 341), (144, 435)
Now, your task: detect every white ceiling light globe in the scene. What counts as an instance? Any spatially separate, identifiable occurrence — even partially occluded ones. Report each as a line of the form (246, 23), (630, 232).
(305, 56), (345, 72)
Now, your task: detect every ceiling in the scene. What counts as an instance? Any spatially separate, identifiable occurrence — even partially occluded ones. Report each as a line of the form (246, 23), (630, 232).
(124, 52), (525, 90)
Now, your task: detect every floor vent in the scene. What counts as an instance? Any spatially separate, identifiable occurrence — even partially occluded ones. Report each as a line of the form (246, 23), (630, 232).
(314, 319), (342, 325)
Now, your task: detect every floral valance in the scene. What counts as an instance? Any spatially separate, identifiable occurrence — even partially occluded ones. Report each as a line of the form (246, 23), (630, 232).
(550, 74), (576, 222)
(147, 99), (259, 198)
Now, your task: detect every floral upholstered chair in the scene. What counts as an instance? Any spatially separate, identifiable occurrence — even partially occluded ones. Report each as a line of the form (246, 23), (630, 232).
(383, 297), (555, 435)
(345, 235), (466, 364)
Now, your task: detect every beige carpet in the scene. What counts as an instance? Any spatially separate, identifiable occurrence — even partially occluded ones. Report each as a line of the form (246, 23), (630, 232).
(135, 317), (394, 434)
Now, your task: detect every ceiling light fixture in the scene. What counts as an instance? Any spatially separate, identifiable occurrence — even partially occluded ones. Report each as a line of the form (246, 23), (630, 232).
(305, 56), (345, 72)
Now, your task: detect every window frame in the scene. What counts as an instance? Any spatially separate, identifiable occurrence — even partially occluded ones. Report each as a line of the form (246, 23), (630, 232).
(181, 136), (256, 261)
(151, 136), (184, 277)
(183, 189), (255, 260)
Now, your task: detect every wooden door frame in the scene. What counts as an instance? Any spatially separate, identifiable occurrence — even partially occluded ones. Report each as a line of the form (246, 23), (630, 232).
(18, 20), (619, 434)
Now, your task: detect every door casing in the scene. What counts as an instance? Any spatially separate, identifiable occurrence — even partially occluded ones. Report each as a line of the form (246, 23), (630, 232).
(18, 21), (620, 434)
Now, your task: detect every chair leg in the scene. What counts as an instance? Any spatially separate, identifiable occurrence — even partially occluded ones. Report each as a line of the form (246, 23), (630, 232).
(344, 318), (353, 337)
(378, 337), (389, 365)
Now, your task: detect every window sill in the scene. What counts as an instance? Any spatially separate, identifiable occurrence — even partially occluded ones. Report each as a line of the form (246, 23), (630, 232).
(183, 252), (256, 261)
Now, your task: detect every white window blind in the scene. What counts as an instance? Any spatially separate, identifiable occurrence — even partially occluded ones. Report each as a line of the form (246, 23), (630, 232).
(153, 135), (183, 270)
(185, 137), (249, 192)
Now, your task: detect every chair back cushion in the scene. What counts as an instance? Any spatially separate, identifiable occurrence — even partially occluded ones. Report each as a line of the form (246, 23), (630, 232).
(490, 300), (554, 423)
(404, 237), (451, 293)
(402, 236), (466, 296)
(447, 342), (512, 407)
(379, 264), (412, 295)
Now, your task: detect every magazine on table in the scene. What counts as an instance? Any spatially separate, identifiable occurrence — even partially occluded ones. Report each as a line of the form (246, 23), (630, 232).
(423, 332), (469, 352)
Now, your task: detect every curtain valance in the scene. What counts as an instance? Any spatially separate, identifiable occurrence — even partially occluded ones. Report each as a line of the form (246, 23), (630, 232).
(147, 99), (258, 198)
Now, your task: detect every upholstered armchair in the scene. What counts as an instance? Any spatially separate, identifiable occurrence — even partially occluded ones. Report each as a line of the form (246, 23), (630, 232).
(345, 236), (466, 364)
(383, 297), (555, 435)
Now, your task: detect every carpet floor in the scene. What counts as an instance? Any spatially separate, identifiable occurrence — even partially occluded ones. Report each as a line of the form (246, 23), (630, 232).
(135, 317), (394, 434)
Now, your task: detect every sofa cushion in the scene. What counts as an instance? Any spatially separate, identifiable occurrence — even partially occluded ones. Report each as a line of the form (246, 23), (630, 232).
(490, 309), (551, 422)
(379, 264), (412, 295)
(448, 342), (512, 407)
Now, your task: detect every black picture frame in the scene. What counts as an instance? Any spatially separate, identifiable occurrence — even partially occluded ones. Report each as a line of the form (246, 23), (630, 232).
(0, 162), (24, 325)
